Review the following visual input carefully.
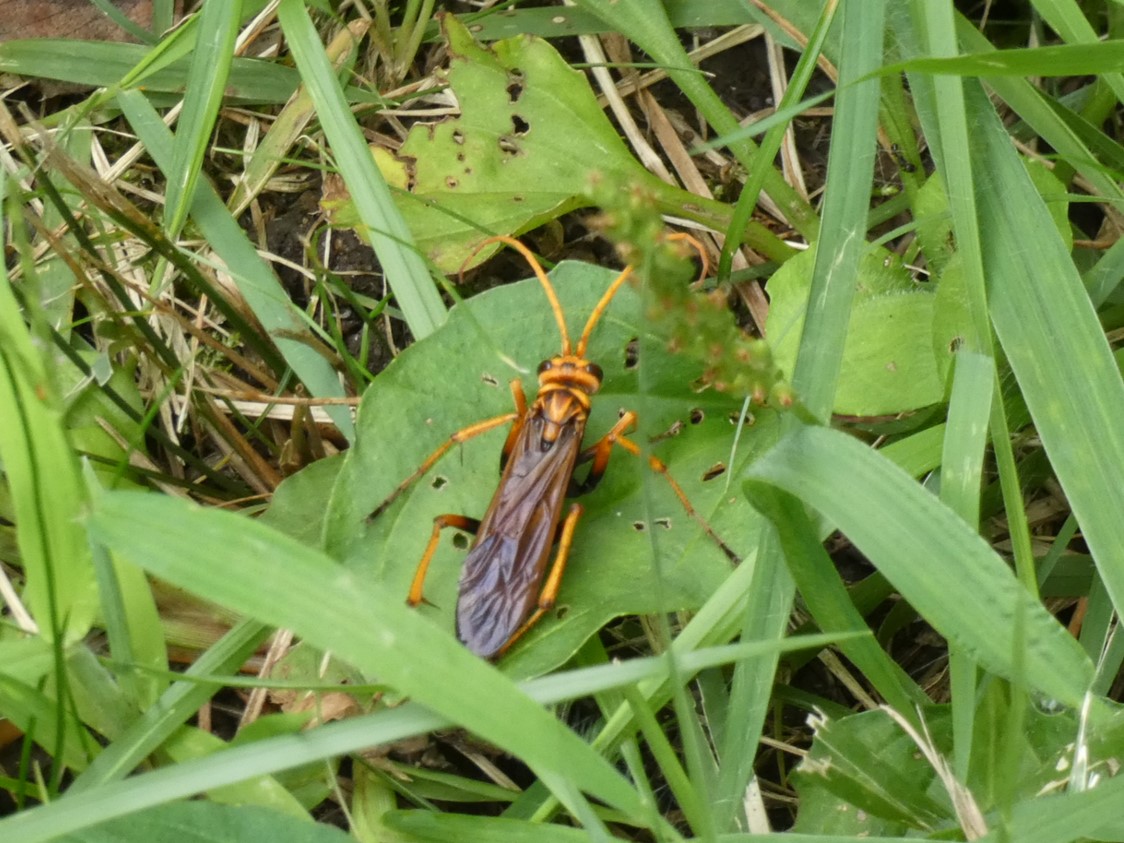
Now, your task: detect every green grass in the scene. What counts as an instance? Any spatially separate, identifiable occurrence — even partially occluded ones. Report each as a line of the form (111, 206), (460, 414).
(1, 1), (1123, 841)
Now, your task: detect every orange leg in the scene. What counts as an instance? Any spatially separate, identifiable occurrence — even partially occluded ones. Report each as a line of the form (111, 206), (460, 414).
(498, 503), (584, 656)
(576, 411), (738, 562)
(370, 380), (527, 521)
(407, 514), (480, 607)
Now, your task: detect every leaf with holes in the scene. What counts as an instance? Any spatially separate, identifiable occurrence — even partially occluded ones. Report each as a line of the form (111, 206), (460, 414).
(318, 261), (776, 677)
(323, 14), (676, 272)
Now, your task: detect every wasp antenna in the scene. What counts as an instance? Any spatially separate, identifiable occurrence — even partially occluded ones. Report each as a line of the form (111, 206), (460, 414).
(464, 236), (572, 355)
(575, 233), (706, 357)
(576, 264), (633, 357)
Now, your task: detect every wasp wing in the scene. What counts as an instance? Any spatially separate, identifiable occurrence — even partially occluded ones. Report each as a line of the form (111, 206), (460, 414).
(455, 415), (584, 658)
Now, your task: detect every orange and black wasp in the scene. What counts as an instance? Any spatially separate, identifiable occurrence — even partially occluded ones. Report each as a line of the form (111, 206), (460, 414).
(370, 235), (736, 659)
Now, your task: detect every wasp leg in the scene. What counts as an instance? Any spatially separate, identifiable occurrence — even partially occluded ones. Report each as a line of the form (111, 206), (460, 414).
(407, 514), (482, 607)
(569, 410), (638, 496)
(370, 380), (527, 521)
(574, 410), (739, 562)
(498, 503), (584, 656)
(498, 379), (528, 472)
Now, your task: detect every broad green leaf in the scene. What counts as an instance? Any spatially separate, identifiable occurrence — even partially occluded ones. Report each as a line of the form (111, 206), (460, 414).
(743, 424), (1096, 710)
(915, 162), (1071, 283)
(260, 454), (345, 546)
(0, 638), (56, 687)
(320, 261), (772, 677)
(767, 247), (947, 415)
(793, 782), (910, 838)
(328, 15), (786, 272)
(66, 647), (135, 742)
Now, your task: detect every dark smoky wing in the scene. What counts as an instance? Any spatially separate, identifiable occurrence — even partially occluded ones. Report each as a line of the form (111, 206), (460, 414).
(454, 418), (583, 658)
(455, 533), (529, 658)
(455, 498), (556, 658)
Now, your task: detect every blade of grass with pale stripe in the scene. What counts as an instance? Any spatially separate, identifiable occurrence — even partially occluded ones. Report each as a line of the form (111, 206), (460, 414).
(162, 0), (240, 239)
(276, 0), (446, 339)
(0, 185), (96, 645)
(717, 1), (888, 831)
(967, 79), (1124, 620)
(83, 490), (648, 824)
(743, 424), (1097, 710)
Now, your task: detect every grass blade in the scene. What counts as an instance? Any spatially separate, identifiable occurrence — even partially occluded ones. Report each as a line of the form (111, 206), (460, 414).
(967, 81), (1124, 621)
(84, 490), (645, 821)
(276, 0), (446, 339)
(163, 0), (241, 238)
(743, 424), (1096, 710)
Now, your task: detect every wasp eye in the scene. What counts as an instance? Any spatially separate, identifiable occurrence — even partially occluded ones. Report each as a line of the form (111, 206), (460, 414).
(587, 363), (603, 381)
(537, 360), (552, 374)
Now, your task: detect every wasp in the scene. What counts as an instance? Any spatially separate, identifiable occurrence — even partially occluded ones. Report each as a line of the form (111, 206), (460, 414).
(370, 236), (735, 659)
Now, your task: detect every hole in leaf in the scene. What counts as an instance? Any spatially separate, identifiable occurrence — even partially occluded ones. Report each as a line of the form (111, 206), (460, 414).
(452, 129), (465, 145)
(654, 517), (672, 530)
(689, 408), (705, 424)
(445, 176), (459, 189)
(431, 476), (448, 490)
(452, 533), (469, 549)
(555, 604), (570, 620)
(702, 463), (726, 482)
(498, 135), (521, 155)
(506, 69), (525, 101)
(632, 521), (647, 532)
(401, 155), (418, 192)
(623, 337), (639, 370)
(649, 420), (684, 444)
(481, 373), (500, 387)
(511, 114), (530, 135)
